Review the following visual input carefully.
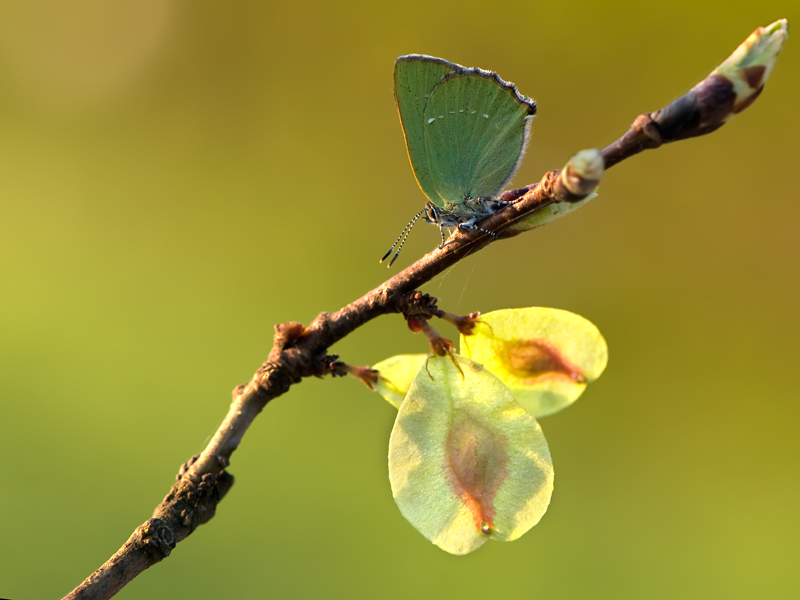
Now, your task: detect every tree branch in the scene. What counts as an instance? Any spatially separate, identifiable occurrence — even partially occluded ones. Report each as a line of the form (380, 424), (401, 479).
(63, 19), (787, 600)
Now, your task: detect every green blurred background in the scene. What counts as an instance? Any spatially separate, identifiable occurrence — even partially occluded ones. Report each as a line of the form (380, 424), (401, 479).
(1, 1), (797, 598)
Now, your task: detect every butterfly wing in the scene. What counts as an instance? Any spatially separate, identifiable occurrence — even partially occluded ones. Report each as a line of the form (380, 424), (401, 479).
(394, 55), (462, 209)
(422, 70), (536, 207)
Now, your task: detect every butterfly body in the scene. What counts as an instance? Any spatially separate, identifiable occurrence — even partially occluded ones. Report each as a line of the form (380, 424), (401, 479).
(422, 196), (506, 228)
(383, 55), (536, 265)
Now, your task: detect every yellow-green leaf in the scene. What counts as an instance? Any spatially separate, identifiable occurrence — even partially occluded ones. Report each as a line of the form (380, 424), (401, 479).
(371, 354), (427, 408)
(460, 307), (607, 417)
(389, 354), (554, 555)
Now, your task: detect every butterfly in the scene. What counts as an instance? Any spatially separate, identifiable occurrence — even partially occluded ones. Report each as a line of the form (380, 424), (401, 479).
(382, 54), (536, 266)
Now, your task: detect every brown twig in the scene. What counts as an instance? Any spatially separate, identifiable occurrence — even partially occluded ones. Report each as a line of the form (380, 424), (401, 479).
(63, 20), (787, 600)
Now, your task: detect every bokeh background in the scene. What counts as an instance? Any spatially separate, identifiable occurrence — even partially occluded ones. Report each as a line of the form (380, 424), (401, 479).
(1, 1), (798, 598)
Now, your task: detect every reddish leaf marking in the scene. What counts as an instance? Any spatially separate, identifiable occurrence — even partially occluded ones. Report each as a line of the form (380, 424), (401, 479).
(444, 409), (509, 532)
(498, 338), (586, 384)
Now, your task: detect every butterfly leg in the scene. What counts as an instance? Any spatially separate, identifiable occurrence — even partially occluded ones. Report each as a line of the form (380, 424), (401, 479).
(457, 223), (498, 238)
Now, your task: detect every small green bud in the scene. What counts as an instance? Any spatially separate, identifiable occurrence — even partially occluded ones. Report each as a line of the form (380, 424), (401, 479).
(713, 19), (788, 115)
(561, 148), (604, 198)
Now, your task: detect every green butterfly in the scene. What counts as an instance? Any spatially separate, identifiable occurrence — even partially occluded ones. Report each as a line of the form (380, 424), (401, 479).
(383, 54), (536, 266)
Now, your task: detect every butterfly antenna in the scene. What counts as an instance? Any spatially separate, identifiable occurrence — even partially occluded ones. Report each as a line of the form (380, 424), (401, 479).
(381, 215), (416, 263)
(381, 209), (424, 267)
(388, 226), (413, 267)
